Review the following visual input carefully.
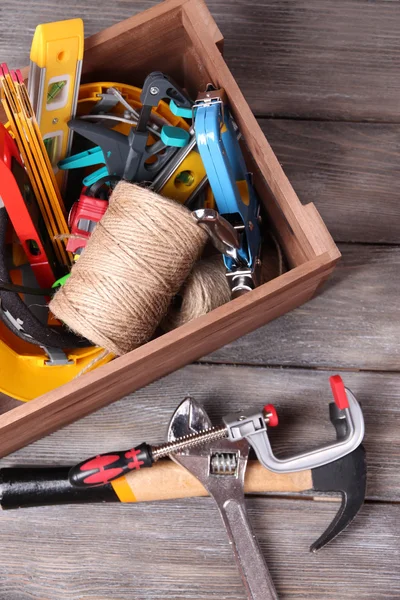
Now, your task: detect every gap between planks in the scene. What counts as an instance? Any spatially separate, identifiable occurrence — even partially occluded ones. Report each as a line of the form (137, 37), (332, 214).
(195, 360), (400, 375)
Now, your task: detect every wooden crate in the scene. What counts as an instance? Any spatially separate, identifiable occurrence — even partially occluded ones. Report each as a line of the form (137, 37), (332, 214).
(0, 0), (340, 456)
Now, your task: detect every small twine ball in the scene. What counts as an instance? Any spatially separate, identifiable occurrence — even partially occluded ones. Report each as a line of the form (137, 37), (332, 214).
(161, 254), (231, 331)
(50, 182), (208, 355)
(162, 232), (286, 330)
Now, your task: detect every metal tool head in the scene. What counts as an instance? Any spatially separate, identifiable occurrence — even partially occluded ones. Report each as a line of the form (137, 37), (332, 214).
(223, 377), (364, 475)
(168, 402), (277, 600)
(167, 397), (249, 473)
(310, 444), (367, 552)
(191, 208), (246, 267)
(167, 397), (212, 441)
(308, 400), (367, 552)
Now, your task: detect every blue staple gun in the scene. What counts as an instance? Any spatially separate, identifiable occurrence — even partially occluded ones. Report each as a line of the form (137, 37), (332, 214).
(193, 86), (262, 297)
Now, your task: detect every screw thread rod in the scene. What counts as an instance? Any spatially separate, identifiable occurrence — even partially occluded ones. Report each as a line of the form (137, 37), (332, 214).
(152, 425), (227, 460)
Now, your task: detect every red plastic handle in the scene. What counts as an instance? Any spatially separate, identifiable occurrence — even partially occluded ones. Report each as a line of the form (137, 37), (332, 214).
(264, 404), (279, 427)
(329, 375), (349, 410)
(68, 443), (153, 488)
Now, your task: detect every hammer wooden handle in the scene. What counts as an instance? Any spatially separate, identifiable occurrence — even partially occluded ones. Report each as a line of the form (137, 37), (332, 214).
(111, 460), (313, 502)
(0, 461), (313, 509)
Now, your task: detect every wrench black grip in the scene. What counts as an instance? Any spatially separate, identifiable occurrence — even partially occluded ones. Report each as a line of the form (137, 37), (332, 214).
(68, 443), (154, 488)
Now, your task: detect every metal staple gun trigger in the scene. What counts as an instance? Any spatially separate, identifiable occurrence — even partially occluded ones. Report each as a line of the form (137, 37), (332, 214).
(193, 88), (263, 296)
(192, 208), (248, 268)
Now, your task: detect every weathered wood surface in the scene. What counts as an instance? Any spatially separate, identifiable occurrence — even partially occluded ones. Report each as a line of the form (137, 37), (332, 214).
(0, 1), (399, 599)
(2, 365), (399, 502)
(260, 120), (400, 244)
(206, 244), (400, 370)
(0, 498), (398, 600)
(2, 0), (400, 121)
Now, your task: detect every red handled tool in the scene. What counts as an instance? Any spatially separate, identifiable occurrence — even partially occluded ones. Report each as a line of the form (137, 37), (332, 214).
(71, 442), (154, 487)
(69, 404), (278, 488)
(0, 123), (58, 288)
(67, 186), (109, 255)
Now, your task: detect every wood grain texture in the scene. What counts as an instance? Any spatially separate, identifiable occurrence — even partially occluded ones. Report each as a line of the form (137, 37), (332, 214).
(0, 498), (398, 600)
(206, 244), (400, 370)
(260, 120), (400, 244)
(219, 0), (400, 121)
(0, 394), (19, 415)
(2, 0), (400, 121)
(2, 364), (399, 502)
(117, 460), (313, 502)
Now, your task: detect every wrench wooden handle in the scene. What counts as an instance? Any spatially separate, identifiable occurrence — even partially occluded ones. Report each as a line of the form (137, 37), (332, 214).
(0, 461), (313, 509)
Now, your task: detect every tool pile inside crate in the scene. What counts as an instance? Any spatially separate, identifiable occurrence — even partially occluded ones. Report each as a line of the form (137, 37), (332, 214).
(0, 17), (276, 402)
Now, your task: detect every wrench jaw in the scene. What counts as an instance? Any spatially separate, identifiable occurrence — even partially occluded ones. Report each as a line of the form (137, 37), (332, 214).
(167, 397), (249, 486)
(167, 397), (212, 444)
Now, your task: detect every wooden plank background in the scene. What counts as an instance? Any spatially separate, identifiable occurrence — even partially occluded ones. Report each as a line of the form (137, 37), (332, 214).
(0, 1), (399, 599)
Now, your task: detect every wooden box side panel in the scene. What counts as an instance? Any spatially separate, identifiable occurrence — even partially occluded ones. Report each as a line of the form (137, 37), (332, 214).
(0, 255), (336, 457)
(81, 4), (186, 87)
(80, 0), (223, 90)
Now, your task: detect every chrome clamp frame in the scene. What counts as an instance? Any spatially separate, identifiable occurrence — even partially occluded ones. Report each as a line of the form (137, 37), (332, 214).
(223, 387), (365, 473)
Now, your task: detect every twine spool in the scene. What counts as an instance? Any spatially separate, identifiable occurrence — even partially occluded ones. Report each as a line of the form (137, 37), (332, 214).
(161, 254), (231, 331)
(162, 232), (286, 331)
(50, 182), (207, 355)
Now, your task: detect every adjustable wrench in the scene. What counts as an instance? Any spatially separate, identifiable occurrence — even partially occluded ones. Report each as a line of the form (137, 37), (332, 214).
(167, 397), (279, 600)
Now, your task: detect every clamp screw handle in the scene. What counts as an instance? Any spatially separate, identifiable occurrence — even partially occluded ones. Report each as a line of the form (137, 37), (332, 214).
(264, 404), (279, 427)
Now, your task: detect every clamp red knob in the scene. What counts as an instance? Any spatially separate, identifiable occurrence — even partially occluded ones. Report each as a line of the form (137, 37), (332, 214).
(329, 375), (349, 410)
(264, 404), (279, 427)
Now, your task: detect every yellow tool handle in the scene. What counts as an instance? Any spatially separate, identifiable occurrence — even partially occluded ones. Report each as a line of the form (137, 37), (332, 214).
(111, 460), (313, 503)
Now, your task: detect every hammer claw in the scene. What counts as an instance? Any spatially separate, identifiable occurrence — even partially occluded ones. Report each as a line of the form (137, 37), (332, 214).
(309, 444), (367, 552)
(310, 490), (352, 553)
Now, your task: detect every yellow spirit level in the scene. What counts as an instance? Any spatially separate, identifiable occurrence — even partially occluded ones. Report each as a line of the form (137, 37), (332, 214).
(28, 18), (84, 189)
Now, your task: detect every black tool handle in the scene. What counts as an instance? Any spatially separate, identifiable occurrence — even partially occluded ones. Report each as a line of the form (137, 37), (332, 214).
(140, 71), (193, 108)
(0, 467), (119, 510)
(68, 443), (154, 488)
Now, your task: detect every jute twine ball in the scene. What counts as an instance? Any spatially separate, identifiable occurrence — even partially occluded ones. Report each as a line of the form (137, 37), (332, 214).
(50, 182), (208, 355)
(162, 232), (286, 331)
(161, 254), (231, 331)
